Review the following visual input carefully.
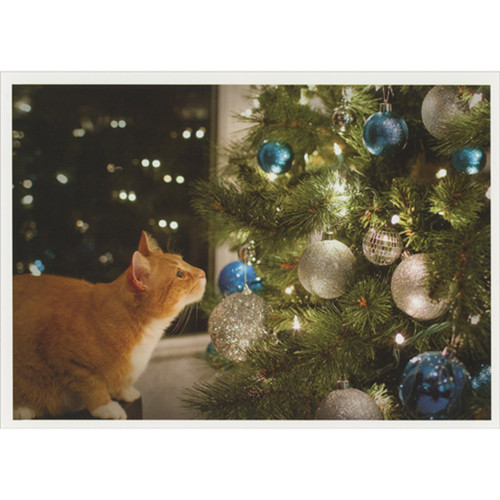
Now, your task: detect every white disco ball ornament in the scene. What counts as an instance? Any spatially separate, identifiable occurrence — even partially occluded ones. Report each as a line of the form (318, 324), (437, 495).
(363, 227), (403, 266)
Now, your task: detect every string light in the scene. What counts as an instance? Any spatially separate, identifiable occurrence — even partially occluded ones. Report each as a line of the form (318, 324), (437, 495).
(470, 315), (480, 325)
(395, 333), (405, 345)
(333, 143), (343, 156)
(285, 285), (294, 295)
(169, 221), (179, 230)
(152, 159), (161, 168)
(21, 195), (34, 206)
(56, 173), (69, 184)
(292, 315), (301, 331)
(163, 175), (173, 183)
(182, 128), (192, 139)
(141, 159), (150, 167)
(267, 173), (277, 181)
(72, 128), (86, 137)
(29, 263), (42, 276)
(118, 120), (126, 128)
(175, 175), (185, 184)
(195, 127), (206, 139)
(119, 190), (127, 200)
(23, 179), (33, 189)
(110, 120), (118, 128)
(16, 101), (32, 112)
(391, 214), (400, 225)
(128, 191), (137, 202)
(158, 219), (167, 228)
(435, 168), (447, 179)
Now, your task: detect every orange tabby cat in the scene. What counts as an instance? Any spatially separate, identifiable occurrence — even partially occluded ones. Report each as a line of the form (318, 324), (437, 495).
(13, 231), (206, 419)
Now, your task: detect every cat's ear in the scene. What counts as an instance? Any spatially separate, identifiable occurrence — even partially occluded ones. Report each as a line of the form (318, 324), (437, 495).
(138, 231), (162, 256)
(129, 251), (151, 291)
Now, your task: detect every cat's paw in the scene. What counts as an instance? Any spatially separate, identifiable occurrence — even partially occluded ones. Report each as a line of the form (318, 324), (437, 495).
(117, 386), (141, 403)
(14, 407), (36, 419)
(91, 401), (127, 420)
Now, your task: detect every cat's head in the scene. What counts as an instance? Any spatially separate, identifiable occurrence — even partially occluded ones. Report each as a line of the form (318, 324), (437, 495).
(127, 231), (206, 317)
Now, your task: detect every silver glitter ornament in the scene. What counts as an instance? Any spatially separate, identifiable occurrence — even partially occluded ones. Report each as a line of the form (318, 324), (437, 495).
(421, 86), (468, 139)
(362, 227), (403, 266)
(298, 240), (355, 299)
(315, 388), (383, 420)
(208, 286), (268, 362)
(331, 104), (356, 133)
(391, 254), (450, 321)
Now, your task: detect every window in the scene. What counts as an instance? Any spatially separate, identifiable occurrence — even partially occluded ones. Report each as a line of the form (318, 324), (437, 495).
(13, 85), (215, 334)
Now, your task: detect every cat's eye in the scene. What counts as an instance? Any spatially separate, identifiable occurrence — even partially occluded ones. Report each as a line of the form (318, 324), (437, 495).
(176, 270), (184, 279)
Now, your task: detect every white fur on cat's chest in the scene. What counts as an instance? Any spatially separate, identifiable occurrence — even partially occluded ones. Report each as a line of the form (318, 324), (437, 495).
(128, 316), (174, 383)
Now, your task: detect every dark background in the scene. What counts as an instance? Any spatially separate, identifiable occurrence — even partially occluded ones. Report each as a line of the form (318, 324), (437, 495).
(12, 84), (215, 334)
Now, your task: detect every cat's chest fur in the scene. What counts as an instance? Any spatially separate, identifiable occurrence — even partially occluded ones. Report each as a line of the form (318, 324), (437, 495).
(127, 316), (175, 383)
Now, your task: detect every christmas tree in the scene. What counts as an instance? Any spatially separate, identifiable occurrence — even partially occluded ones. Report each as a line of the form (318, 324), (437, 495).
(184, 84), (491, 420)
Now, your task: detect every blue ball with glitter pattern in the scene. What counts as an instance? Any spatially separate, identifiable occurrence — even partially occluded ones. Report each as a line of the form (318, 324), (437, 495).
(451, 147), (486, 175)
(471, 364), (491, 397)
(399, 351), (471, 420)
(257, 141), (294, 174)
(362, 111), (408, 156)
(218, 261), (263, 296)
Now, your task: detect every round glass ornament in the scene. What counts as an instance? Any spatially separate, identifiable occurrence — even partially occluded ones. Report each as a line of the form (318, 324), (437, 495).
(399, 350), (471, 419)
(451, 147), (487, 175)
(362, 227), (403, 266)
(257, 141), (294, 175)
(391, 254), (450, 321)
(331, 104), (356, 133)
(421, 85), (469, 139)
(362, 106), (408, 156)
(298, 239), (355, 299)
(315, 388), (383, 420)
(208, 286), (268, 362)
(218, 261), (262, 296)
(471, 364), (491, 397)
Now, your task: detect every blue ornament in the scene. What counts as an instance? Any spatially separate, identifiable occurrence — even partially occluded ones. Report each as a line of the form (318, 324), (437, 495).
(218, 261), (263, 296)
(205, 342), (217, 357)
(257, 141), (294, 174)
(399, 351), (471, 420)
(451, 147), (486, 175)
(362, 110), (408, 156)
(471, 364), (491, 397)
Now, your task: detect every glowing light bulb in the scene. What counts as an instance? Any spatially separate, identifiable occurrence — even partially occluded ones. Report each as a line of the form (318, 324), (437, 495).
(141, 159), (150, 167)
(163, 175), (173, 183)
(267, 173), (277, 181)
(118, 120), (126, 128)
(158, 219), (167, 228)
(285, 286), (294, 295)
(23, 179), (33, 189)
(21, 195), (33, 205)
(169, 221), (179, 230)
(152, 159), (161, 168)
(395, 333), (405, 345)
(195, 128), (205, 139)
(72, 128), (86, 137)
(391, 214), (400, 225)
(182, 129), (192, 139)
(110, 120), (118, 128)
(119, 190), (127, 200)
(56, 173), (69, 184)
(292, 315), (301, 331)
(128, 191), (136, 202)
(175, 175), (185, 184)
(436, 168), (447, 179)
(470, 315), (480, 325)
(333, 143), (343, 156)
(29, 263), (42, 276)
